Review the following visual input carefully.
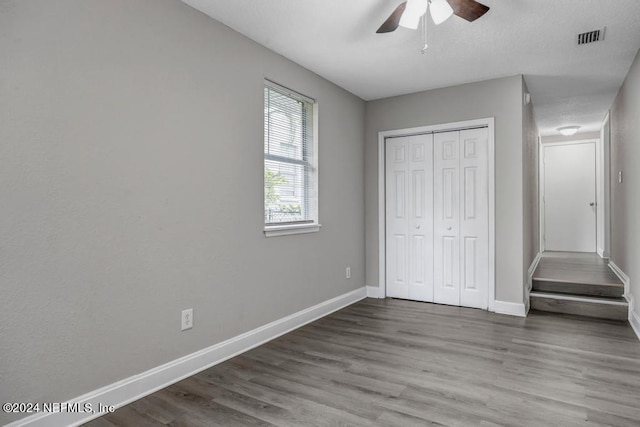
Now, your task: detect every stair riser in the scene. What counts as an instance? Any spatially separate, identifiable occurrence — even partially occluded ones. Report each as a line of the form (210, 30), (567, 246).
(530, 296), (628, 321)
(532, 280), (624, 298)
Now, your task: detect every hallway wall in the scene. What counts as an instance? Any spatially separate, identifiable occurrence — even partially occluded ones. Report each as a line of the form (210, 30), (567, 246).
(610, 49), (640, 329)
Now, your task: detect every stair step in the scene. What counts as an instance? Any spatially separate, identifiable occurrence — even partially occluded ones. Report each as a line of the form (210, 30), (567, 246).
(532, 278), (624, 298)
(530, 292), (628, 321)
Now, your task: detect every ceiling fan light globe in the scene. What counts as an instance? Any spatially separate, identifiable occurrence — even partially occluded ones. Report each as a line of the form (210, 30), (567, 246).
(429, 0), (454, 25)
(399, 0), (429, 29)
(398, 14), (421, 29)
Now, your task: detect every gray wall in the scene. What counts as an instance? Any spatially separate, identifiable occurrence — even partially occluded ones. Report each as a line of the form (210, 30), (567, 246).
(0, 0), (365, 423)
(610, 49), (640, 321)
(522, 78), (539, 276)
(365, 76), (526, 304)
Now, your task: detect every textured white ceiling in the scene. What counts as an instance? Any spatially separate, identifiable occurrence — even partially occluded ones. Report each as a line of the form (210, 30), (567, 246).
(182, 0), (640, 135)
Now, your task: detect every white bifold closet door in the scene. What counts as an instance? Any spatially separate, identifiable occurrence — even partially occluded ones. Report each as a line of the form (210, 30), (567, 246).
(386, 128), (489, 309)
(433, 128), (489, 309)
(385, 134), (434, 302)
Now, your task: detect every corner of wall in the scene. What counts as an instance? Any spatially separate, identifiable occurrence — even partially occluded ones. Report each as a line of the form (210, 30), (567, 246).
(366, 285), (382, 299)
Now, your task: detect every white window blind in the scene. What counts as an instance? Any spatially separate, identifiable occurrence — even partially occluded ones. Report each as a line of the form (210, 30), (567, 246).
(264, 81), (317, 227)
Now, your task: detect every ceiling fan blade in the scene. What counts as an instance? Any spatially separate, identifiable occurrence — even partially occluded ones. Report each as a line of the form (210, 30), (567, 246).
(446, 0), (489, 22)
(376, 2), (407, 33)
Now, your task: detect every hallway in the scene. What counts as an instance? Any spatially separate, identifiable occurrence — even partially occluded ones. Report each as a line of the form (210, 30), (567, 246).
(531, 252), (627, 320)
(535, 252), (622, 289)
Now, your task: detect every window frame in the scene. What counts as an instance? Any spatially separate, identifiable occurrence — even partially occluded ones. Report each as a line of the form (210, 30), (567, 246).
(263, 79), (320, 237)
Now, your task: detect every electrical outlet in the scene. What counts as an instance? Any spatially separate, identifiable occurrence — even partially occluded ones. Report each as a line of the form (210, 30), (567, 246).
(619, 171), (623, 183)
(346, 267), (351, 279)
(181, 308), (193, 331)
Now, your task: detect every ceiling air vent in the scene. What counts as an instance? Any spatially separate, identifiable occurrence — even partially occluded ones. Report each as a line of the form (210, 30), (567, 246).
(577, 27), (605, 45)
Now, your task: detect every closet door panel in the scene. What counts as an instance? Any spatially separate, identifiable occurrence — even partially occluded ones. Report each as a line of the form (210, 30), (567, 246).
(386, 137), (409, 299)
(434, 131), (460, 306)
(408, 134), (434, 302)
(460, 128), (489, 309)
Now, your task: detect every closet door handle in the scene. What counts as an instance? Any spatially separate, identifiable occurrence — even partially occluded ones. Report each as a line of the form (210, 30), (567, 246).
(447, 226), (452, 230)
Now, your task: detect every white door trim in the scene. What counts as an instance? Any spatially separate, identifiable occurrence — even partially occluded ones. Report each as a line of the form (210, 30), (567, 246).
(377, 118), (496, 312)
(599, 112), (611, 258)
(537, 136), (544, 253)
(539, 138), (598, 253)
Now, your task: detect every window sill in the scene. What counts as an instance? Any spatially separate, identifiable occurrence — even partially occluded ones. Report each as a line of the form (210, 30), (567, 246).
(264, 223), (321, 237)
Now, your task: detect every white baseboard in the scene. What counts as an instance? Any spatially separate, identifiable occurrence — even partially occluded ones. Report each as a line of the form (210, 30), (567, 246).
(366, 285), (382, 299)
(609, 261), (630, 297)
(523, 252), (542, 316)
(627, 293), (639, 341)
(494, 300), (527, 317)
(528, 252), (542, 279)
(7, 287), (367, 427)
(606, 262), (638, 341)
(630, 304), (640, 342)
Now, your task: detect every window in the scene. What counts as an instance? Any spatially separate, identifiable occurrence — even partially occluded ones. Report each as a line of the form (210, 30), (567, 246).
(264, 80), (319, 236)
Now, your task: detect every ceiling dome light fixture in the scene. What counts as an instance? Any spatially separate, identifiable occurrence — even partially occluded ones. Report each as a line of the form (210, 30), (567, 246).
(399, 0), (453, 30)
(557, 126), (581, 136)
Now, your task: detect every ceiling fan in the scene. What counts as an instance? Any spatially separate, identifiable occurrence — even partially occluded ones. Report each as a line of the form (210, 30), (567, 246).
(377, 0), (490, 33)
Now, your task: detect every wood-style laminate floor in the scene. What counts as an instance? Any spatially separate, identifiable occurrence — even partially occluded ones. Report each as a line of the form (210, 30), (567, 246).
(86, 298), (640, 427)
(533, 252), (622, 286)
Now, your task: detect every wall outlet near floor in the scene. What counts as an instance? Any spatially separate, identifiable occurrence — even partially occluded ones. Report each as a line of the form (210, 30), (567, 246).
(346, 267), (351, 279)
(181, 308), (193, 331)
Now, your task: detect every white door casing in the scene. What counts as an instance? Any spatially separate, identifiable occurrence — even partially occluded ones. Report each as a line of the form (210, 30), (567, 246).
(543, 141), (596, 252)
(599, 114), (610, 258)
